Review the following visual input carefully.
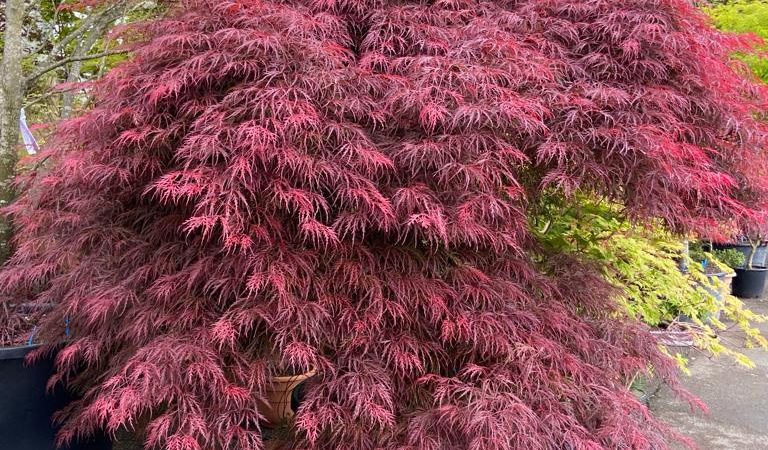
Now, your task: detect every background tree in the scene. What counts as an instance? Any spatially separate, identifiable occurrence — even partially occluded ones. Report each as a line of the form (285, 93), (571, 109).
(0, 0), (26, 262)
(0, 0), (161, 262)
(2, 0), (768, 449)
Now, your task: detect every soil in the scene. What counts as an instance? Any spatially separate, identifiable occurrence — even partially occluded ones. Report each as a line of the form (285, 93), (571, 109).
(0, 304), (42, 347)
(703, 261), (729, 275)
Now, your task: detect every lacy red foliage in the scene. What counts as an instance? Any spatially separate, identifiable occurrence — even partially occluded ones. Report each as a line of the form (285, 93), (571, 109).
(2, 0), (767, 448)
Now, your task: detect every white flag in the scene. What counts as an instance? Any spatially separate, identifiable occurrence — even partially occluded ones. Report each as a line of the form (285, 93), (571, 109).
(19, 108), (39, 155)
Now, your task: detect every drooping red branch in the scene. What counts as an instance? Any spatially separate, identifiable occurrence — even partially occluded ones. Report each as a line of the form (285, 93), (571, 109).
(2, 0), (767, 449)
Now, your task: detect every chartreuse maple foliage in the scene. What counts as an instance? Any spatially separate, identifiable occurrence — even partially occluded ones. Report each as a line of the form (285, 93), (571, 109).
(2, 0), (768, 449)
(707, 0), (768, 83)
(534, 196), (768, 369)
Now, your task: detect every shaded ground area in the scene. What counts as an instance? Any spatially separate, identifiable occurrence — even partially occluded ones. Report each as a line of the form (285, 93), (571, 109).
(650, 298), (768, 449)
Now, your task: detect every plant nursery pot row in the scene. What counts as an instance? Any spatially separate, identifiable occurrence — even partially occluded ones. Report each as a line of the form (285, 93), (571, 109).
(0, 344), (112, 450)
(709, 243), (768, 298)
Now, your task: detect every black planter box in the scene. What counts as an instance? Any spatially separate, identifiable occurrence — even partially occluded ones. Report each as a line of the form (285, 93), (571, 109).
(0, 344), (111, 450)
(732, 267), (768, 299)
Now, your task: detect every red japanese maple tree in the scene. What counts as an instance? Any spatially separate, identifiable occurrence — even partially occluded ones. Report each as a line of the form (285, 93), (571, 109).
(2, 0), (768, 448)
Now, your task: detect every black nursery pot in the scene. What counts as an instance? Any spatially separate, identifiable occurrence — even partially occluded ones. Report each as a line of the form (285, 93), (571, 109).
(732, 266), (768, 299)
(0, 344), (111, 450)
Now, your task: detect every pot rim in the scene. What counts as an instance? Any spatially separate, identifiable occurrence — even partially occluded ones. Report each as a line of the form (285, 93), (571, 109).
(0, 343), (41, 361)
(714, 242), (768, 248)
(705, 271), (733, 278)
(271, 369), (316, 383)
(735, 266), (768, 272)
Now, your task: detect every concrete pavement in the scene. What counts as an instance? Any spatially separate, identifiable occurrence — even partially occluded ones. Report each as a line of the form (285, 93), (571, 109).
(650, 298), (768, 449)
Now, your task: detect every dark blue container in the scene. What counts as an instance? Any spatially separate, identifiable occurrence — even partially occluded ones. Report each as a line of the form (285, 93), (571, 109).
(732, 267), (768, 299)
(0, 344), (111, 450)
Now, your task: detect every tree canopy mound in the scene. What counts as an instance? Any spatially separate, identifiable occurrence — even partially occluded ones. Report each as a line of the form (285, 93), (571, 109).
(2, 0), (768, 449)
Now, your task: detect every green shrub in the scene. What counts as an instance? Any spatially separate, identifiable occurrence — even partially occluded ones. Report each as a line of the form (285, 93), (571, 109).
(712, 248), (747, 269)
(707, 1), (768, 38)
(690, 242), (744, 271)
(707, 0), (768, 83)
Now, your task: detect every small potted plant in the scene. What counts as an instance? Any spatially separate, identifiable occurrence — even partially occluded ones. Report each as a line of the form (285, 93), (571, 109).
(0, 302), (111, 450)
(712, 237), (768, 268)
(714, 232), (768, 298)
(732, 239), (768, 298)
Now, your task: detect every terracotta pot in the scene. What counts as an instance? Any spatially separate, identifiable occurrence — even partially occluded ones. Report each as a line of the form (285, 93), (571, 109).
(259, 370), (315, 426)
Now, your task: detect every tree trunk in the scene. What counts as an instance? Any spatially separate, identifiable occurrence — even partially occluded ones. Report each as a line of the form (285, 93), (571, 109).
(61, 1), (130, 118)
(0, 0), (26, 263)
